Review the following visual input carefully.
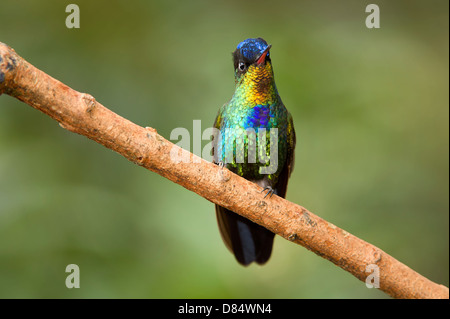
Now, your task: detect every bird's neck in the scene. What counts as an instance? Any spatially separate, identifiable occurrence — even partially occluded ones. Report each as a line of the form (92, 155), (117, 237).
(233, 77), (279, 108)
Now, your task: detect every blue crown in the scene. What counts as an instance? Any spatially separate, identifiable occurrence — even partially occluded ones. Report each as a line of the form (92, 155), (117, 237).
(236, 38), (270, 61)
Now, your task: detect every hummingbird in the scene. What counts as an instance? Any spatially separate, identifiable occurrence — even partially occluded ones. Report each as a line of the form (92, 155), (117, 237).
(212, 38), (296, 266)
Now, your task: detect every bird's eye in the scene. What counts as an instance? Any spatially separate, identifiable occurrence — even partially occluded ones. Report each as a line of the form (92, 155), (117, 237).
(238, 62), (246, 71)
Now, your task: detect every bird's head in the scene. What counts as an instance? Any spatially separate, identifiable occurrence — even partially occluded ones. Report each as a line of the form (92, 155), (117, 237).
(232, 38), (276, 103)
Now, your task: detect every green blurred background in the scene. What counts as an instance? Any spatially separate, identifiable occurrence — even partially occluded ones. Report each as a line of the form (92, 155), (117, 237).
(0, 0), (448, 298)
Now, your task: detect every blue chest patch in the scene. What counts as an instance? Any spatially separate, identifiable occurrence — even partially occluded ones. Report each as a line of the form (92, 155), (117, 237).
(245, 104), (272, 129)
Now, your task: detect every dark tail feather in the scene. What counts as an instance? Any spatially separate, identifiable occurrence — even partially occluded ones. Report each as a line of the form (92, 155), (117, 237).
(216, 205), (274, 266)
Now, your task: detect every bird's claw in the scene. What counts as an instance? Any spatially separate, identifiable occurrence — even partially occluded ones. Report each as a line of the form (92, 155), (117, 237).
(215, 161), (231, 182)
(261, 186), (275, 199)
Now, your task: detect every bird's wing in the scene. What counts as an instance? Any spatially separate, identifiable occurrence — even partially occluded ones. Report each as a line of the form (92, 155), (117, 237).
(211, 104), (226, 164)
(274, 111), (296, 199)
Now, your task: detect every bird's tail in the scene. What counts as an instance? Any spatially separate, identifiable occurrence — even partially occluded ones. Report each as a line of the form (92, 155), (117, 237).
(215, 205), (274, 266)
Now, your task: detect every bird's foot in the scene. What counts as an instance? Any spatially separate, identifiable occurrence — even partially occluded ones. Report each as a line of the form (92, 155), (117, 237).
(216, 161), (231, 182)
(261, 186), (275, 199)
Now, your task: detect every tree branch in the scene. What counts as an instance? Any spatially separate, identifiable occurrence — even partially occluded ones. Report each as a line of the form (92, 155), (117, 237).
(0, 42), (447, 299)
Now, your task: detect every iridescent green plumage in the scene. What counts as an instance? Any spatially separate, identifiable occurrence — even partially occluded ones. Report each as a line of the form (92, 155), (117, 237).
(213, 38), (296, 266)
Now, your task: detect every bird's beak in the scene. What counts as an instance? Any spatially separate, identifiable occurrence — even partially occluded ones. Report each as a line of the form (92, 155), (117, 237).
(256, 45), (272, 65)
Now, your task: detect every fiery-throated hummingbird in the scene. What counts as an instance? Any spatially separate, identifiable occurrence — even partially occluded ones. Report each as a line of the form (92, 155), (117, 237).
(212, 38), (296, 266)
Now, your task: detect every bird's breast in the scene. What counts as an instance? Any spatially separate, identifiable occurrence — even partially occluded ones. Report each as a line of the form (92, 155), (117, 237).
(217, 102), (288, 180)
